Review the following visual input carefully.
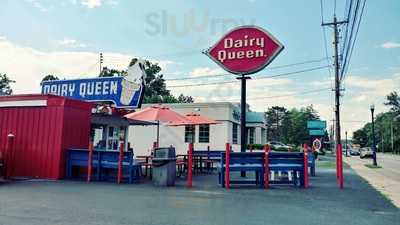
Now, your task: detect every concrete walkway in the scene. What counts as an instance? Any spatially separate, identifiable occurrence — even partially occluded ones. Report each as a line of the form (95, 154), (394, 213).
(344, 153), (400, 208)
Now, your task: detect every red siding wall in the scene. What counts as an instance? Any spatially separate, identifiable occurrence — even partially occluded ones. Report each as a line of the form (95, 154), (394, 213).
(0, 95), (92, 179)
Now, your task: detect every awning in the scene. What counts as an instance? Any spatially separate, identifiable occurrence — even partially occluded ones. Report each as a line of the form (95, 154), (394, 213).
(124, 104), (193, 126)
(91, 114), (157, 126)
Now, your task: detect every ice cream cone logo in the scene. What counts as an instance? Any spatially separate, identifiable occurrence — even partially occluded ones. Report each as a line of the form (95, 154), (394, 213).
(120, 59), (147, 105)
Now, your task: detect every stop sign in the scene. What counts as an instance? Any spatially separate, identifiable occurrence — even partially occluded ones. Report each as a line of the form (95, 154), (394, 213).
(204, 25), (284, 75)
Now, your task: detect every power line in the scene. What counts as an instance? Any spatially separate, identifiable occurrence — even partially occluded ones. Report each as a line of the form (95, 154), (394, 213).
(167, 65), (330, 88)
(165, 57), (330, 81)
(203, 87), (330, 103)
(340, 0), (360, 80)
(246, 88), (330, 101)
(341, 0), (366, 80)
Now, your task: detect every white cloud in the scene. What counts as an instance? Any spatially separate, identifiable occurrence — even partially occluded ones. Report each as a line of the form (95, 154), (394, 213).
(352, 94), (367, 102)
(0, 38), (173, 94)
(381, 42), (400, 49)
(25, 0), (48, 12)
(189, 67), (225, 77)
(345, 75), (399, 96)
(81, 0), (102, 8)
(57, 38), (88, 48)
(80, 0), (118, 9)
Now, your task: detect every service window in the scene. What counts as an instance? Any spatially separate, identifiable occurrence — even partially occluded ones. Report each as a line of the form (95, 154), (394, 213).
(232, 123), (238, 144)
(92, 125), (106, 150)
(249, 127), (255, 144)
(107, 126), (121, 151)
(199, 124), (210, 143)
(185, 125), (195, 143)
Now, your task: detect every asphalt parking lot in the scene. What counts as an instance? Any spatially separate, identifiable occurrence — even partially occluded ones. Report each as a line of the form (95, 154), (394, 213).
(0, 156), (399, 225)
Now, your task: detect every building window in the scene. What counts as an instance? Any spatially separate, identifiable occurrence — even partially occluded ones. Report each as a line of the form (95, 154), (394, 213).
(232, 123), (238, 144)
(249, 127), (255, 144)
(199, 125), (210, 143)
(261, 128), (266, 143)
(185, 125), (195, 143)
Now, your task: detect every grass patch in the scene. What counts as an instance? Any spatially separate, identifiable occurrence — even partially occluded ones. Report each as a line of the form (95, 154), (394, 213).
(317, 160), (337, 168)
(364, 164), (382, 169)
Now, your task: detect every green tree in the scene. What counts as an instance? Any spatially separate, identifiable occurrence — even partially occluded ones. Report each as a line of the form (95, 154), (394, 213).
(385, 91), (400, 114)
(41, 74), (59, 83)
(352, 111), (400, 153)
(0, 73), (15, 95)
(266, 106), (288, 141)
(266, 105), (324, 146)
(99, 59), (193, 104)
(352, 126), (370, 147)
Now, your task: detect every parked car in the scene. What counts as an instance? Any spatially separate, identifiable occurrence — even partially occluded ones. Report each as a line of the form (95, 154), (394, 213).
(267, 141), (290, 151)
(360, 147), (373, 158)
(349, 147), (360, 156)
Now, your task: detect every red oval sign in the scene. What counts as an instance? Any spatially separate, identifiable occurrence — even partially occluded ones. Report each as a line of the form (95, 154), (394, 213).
(205, 26), (284, 75)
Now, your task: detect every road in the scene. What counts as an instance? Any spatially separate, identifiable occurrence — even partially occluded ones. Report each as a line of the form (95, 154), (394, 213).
(344, 153), (400, 207)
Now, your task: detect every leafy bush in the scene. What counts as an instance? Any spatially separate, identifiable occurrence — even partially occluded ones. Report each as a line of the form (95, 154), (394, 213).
(247, 144), (264, 150)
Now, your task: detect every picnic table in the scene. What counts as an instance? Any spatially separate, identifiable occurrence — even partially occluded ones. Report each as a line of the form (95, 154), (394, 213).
(219, 151), (309, 188)
(136, 155), (153, 177)
(65, 148), (141, 183)
(136, 154), (187, 178)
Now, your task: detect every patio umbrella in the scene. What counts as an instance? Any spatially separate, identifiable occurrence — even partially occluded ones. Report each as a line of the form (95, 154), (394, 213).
(182, 112), (220, 125)
(124, 105), (193, 145)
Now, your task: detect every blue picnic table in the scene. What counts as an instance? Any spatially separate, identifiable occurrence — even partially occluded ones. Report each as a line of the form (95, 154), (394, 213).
(65, 148), (141, 183)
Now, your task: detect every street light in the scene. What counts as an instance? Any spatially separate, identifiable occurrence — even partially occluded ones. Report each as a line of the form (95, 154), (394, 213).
(392, 115), (400, 154)
(370, 104), (377, 166)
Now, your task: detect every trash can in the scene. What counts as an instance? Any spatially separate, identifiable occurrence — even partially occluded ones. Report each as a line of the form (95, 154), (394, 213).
(152, 147), (176, 186)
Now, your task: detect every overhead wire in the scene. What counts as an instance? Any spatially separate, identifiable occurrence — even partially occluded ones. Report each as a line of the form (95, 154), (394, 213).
(167, 65), (330, 88)
(341, 0), (367, 80)
(165, 57), (330, 81)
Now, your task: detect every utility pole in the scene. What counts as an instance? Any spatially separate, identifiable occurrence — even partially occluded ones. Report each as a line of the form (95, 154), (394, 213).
(322, 16), (348, 188)
(99, 52), (103, 75)
(345, 131), (348, 157)
(391, 122), (394, 154)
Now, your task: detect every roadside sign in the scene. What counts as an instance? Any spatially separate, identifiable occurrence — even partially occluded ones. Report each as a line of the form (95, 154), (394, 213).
(307, 120), (327, 129)
(41, 61), (146, 108)
(309, 129), (325, 136)
(204, 25), (284, 75)
(313, 138), (322, 151)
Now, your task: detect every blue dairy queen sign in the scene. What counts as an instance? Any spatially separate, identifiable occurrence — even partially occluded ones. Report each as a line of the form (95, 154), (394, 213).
(42, 76), (144, 108)
(42, 60), (147, 108)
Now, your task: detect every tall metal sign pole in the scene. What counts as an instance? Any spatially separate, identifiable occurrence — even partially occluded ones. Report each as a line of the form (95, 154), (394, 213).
(237, 75), (251, 155)
(204, 25), (284, 161)
(322, 16), (347, 188)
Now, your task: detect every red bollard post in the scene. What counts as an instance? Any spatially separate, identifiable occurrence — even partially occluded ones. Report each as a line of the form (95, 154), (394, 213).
(87, 141), (94, 182)
(117, 142), (124, 184)
(187, 143), (193, 188)
(303, 144), (309, 188)
(4, 134), (15, 179)
(337, 144), (344, 188)
(264, 144), (270, 189)
(225, 143), (230, 189)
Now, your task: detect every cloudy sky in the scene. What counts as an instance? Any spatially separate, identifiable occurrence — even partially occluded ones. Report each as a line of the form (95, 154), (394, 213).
(0, 0), (399, 137)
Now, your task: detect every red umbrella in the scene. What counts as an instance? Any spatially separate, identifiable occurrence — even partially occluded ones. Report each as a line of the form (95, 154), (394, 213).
(124, 105), (193, 125)
(180, 112), (220, 125)
(124, 105), (193, 145)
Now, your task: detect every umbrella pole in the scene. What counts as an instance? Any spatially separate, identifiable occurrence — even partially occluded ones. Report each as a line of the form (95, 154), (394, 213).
(156, 120), (160, 147)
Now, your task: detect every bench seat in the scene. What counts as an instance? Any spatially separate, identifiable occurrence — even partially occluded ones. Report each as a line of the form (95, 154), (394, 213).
(65, 149), (140, 183)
